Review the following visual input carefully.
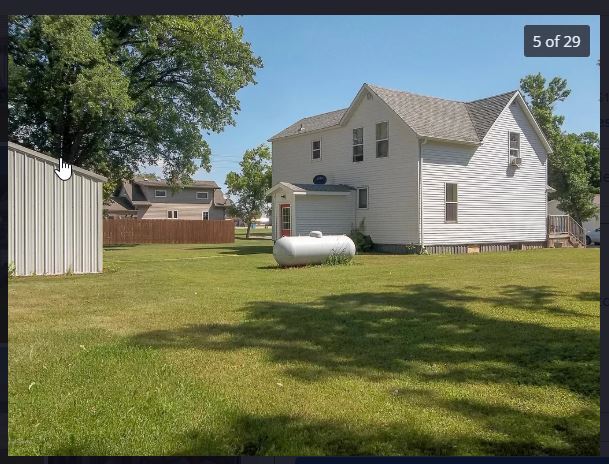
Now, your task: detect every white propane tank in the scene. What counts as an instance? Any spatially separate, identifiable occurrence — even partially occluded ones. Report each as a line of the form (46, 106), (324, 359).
(273, 231), (356, 267)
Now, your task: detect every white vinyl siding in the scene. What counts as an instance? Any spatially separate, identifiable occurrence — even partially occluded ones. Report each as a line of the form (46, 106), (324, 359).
(294, 194), (354, 236)
(421, 101), (547, 245)
(272, 91), (420, 245)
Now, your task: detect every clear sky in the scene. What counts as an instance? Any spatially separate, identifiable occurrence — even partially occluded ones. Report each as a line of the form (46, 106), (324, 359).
(142, 15), (600, 191)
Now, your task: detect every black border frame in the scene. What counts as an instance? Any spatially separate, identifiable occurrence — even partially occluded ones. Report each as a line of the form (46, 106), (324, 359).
(0, 2), (606, 462)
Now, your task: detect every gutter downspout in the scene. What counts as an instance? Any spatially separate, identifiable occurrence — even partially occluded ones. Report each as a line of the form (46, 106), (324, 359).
(418, 137), (428, 249)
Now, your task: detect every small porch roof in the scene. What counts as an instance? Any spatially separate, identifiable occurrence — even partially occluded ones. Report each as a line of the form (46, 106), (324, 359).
(267, 182), (354, 196)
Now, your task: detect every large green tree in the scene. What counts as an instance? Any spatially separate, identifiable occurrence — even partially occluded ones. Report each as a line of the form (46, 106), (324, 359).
(225, 144), (272, 239)
(9, 15), (262, 196)
(520, 73), (599, 223)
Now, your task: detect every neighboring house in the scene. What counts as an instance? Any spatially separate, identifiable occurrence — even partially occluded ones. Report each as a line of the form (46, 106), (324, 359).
(548, 194), (600, 233)
(268, 83), (553, 252)
(8, 142), (106, 275)
(105, 177), (230, 220)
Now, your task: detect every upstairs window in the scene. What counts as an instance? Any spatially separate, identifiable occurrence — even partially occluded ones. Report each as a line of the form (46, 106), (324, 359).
(353, 128), (364, 162)
(155, 189), (167, 198)
(196, 191), (209, 200)
(509, 132), (520, 159)
(312, 140), (321, 160)
(376, 122), (389, 157)
(445, 183), (458, 223)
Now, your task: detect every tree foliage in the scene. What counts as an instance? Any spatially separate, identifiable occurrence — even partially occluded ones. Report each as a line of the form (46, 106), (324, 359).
(9, 15), (262, 196)
(225, 145), (272, 239)
(519, 73), (599, 223)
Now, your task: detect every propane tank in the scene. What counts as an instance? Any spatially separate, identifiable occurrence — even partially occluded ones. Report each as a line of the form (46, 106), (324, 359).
(273, 231), (356, 267)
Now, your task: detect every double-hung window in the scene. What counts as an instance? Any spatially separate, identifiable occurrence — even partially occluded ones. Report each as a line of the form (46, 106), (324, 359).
(509, 132), (520, 159)
(353, 128), (364, 162)
(445, 183), (458, 223)
(312, 140), (321, 160)
(376, 122), (388, 157)
(357, 187), (368, 209)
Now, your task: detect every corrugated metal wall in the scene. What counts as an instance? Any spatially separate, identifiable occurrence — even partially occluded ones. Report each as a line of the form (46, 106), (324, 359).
(8, 143), (106, 276)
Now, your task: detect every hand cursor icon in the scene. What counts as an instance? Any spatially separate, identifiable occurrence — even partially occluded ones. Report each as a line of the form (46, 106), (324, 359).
(54, 158), (72, 181)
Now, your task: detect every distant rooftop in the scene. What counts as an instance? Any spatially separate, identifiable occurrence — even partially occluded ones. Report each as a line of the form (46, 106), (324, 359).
(133, 176), (219, 189)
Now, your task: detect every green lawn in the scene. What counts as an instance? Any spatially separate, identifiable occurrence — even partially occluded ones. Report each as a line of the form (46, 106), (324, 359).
(9, 236), (600, 455)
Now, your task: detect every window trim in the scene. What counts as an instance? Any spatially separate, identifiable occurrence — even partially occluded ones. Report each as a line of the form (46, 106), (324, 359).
(202, 211), (209, 220)
(311, 139), (322, 161)
(509, 131), (520, 161)
(155, 189), (167, 198)
(376, 121), (389, 158)
(196, 191), (209, 200)
(353, 127), (364, 162)
(357, 187), (369, 210)
(444, 183), (458, 223)
(167, 210), (179, 219)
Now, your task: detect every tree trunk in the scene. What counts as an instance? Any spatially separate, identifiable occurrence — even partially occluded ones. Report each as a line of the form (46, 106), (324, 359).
(246, 222), (252, 239)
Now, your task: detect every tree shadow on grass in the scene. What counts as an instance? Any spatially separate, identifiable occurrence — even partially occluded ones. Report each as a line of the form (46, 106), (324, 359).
(189, 242), (273, 255)
(128, 284), (599, 454)
(129, 284), (598, 397)
(172, 409), (598, 456)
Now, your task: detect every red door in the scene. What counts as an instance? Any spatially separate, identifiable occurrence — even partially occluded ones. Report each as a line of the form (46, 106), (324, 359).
(280, 204), (291, 237)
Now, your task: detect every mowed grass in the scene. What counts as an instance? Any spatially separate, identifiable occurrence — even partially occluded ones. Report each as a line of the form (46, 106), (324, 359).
(9, 233), (600, 456)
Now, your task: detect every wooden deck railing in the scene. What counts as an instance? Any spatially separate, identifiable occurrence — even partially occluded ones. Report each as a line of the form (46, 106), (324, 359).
(547, 214), (586, 247)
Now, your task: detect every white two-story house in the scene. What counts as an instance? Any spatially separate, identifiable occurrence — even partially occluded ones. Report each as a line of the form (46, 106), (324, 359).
(268, 83), (554, 253)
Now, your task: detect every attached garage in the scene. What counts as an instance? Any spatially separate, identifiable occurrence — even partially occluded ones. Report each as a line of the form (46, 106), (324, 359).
(8, 142), (107, 276)
(268, 182), (355, 240)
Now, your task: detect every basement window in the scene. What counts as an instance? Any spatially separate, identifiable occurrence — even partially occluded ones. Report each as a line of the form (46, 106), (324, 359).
(445, 183), (458, 223)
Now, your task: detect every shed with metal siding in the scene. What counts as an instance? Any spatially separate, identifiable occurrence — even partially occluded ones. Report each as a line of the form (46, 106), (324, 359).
(8, 142), (107, 276)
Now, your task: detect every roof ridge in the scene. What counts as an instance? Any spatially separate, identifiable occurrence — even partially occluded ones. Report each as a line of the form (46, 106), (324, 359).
(367, 83), (468, 105)
(467, 89), (519, 104)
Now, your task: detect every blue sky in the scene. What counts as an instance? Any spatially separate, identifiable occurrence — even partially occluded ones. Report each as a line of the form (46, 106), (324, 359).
(142, 15), (600, 191)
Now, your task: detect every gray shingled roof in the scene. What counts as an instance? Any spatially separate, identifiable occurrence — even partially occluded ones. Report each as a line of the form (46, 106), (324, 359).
(269, 108), (347, 140)
(133, 176), (219, 189)
(465, 91), (518, 141)
(269, 84), (518, 144)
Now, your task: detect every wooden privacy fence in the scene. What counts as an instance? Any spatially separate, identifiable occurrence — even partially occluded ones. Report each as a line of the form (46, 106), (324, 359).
(103, 219), (234, 245)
